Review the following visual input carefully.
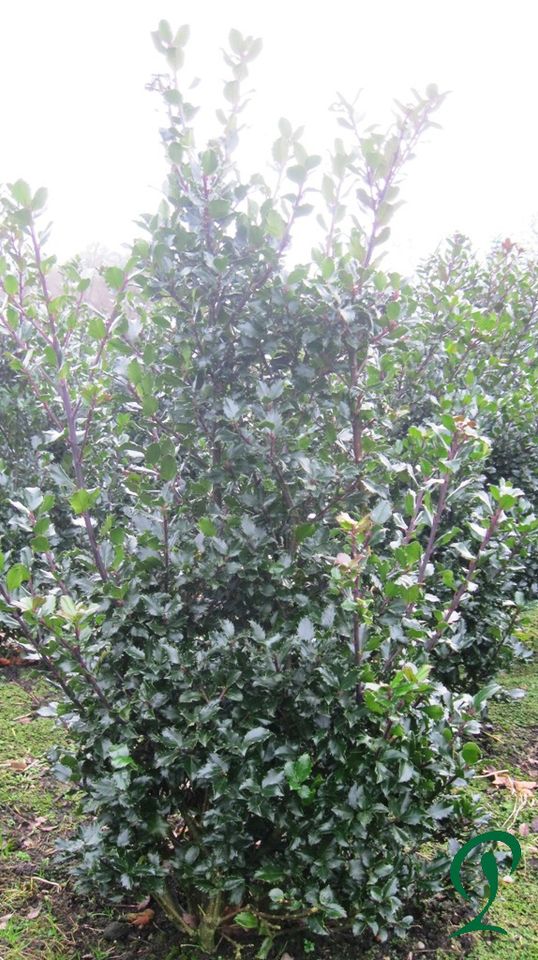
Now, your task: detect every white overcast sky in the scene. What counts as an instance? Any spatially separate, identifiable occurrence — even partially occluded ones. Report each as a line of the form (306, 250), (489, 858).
(2, 0), (538, 274)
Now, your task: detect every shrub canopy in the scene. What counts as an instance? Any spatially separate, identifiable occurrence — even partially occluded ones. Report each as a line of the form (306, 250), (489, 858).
(1, 22), (537, 955)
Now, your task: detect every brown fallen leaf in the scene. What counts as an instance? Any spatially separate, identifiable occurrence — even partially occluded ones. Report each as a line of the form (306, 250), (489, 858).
(33, 819), (57, 833)
(513, 779), (537, 798)
(519, 822), (530, 837)
(26, 904), (42, 920)
(28, 816), (56, 834)
(531, 818), (538, 833)
(127, 908), (155, 928)
(1, 759), (30, 772)
(0, 913), (13, 930)
(488, 770), (513, 788)
(487, 770), (537, 797)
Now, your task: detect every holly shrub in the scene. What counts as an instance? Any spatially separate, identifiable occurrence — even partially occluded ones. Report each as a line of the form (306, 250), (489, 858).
(392, 233), (538, 684)
(1, 22), (537, 955)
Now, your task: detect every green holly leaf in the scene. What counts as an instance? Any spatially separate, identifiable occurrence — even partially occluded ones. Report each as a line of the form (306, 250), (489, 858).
(69, 488), (99, 514)
(6, 563), (30, 591)
(234, 912), (258, 929)
(159, 455), (177, 482)
(88, 316), (106, 340)
(461, 742), (481, 765)
(198, 517), (217, 537)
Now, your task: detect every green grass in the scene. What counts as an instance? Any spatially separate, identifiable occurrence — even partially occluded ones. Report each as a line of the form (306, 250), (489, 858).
(0, 675), (77, 960)
(0, 902), (71, 960)
(0, 677), (68, 818)
(450, 606), (538, 959)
